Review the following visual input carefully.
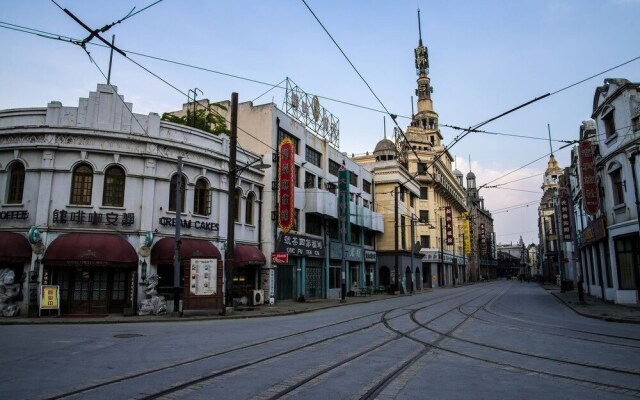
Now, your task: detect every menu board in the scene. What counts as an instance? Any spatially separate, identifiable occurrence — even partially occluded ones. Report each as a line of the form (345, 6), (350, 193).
(190, 259), (217, 296)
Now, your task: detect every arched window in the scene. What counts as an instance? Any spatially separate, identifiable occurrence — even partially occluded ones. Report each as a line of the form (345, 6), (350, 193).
(102, 166), (126, 207)
(194, 178), (211, 216)
(169, 174), (186, 212)
(234, 188), (242, 222)
(70, 163), (93, 205)
(245, 192), (255, 225)
(7, 162), (25, 204)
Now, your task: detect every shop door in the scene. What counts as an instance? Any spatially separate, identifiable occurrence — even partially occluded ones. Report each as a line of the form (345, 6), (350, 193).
(276, 265), (294, 300)
(305, 266), (322, 299)
(68, 269), (109, 314)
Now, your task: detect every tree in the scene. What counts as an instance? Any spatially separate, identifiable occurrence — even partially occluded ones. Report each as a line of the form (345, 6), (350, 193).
(161, 102), (229, 135)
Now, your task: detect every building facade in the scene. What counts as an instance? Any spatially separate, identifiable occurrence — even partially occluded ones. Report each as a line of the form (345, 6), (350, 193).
(0, 84), (267, 316)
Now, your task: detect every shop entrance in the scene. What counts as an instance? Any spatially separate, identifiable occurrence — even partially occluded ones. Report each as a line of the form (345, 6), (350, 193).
(53, 267), (129, 314)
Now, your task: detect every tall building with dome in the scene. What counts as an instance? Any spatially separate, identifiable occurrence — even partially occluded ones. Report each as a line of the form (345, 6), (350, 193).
(353, 10), (472, 290)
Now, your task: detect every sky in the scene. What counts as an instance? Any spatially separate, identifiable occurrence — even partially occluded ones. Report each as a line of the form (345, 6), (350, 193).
(1, 0), (639, 246)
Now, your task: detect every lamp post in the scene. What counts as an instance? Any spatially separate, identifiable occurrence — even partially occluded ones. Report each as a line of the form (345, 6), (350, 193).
(173, 156), (183, 314)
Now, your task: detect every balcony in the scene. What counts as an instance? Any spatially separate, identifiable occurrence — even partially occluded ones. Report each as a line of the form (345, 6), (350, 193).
(304, 190), (338, 218)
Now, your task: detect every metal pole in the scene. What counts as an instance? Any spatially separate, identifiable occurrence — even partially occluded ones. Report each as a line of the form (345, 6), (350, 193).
(173, 156), (182, 313)
(552, 188), (565, 291)
(394, 186), (399, 292)
(224, 92), (238, 315)
(440, 216), (444, 287)
(107, 35), (115, 85)
(410, 213), (414, 293)
(462, 232), (466, 283)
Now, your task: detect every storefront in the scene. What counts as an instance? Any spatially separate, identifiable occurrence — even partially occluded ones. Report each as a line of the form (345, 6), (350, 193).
(42, 233), (137, 315)
(276, 233), (325, 300)
(151, 237), (223, 311)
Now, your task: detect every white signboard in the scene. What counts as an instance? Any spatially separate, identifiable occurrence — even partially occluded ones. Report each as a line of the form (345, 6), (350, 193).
(189, 259), (217, 296)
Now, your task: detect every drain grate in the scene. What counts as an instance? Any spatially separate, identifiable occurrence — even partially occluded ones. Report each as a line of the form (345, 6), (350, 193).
(113, 333), (144, 339)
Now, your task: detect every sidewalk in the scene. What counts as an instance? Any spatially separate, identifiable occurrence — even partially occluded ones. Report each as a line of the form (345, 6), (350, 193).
(0, 291), (398, 325)
(545, 284), (640, 324)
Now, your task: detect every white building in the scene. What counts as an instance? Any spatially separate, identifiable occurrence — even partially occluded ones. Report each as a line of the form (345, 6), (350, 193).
(0, 84), (266, 316)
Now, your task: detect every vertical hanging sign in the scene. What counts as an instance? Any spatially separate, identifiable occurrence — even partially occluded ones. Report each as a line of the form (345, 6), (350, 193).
(462, 212), (471, 254)
(338, 165), (351, 242)
(558, 187), (573, 242)
(278, 138), (295, 234)
(445, 206), (454, 245)
(578, 141), (599, 215)
(480, 223), (487, 256)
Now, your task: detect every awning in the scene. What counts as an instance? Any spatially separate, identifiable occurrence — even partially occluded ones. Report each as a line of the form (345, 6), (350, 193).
(234, 244), (266, 267)
(151, 238), (221, 264)
(0, 232), (31, 263)
(43, 233), (137, 267)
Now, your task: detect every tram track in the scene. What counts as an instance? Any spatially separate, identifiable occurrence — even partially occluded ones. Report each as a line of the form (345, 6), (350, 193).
(39, 286), (486, 400)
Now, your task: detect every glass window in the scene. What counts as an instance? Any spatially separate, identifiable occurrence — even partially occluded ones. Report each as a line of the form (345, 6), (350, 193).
(401, 215), (406, 250)
(329, 159), (341, 176)
(70, 164), (93, 205)
(602, 107), (616, 138)
(419, 210), (429, 223)
(615, 236), (638, 290)
(609, 167), (624, 206)
(168, 174), (186, 212)
(304, 171), (315, 189)
(194, 178), (211, 216)
(245, 192), (255, 225)
(363, 179), (371, 194)
(420, 235), (430, 248)
(350, 225), (361, 245)
(364, 230), (375, 246)
(305, 146), (322, 168)
(102, 166), (125, 207)
(350, 172), (358, 187)
(305, 213), (322, 236)
(278, 129), (299, 154)
(420, 187), (428, 200)
(329, 266), (341, 289)
(7, 162), (25, 204)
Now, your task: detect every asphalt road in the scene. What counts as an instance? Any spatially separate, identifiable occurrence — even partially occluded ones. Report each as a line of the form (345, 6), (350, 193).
(1, 280), (639, 400)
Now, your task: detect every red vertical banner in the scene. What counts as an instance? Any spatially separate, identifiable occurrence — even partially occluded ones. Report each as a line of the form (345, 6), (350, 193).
(578, 141), (599, 215)
(278, 138), (295, 234)
(445, 206), (454, 245)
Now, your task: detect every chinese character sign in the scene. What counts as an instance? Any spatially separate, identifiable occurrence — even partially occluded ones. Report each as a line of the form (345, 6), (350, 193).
(445, 206), (454, 245)
(462, 212), (471, 254)
(338, 167), (351, 242)
(480, 223), (487, 256)
(578, 141), (599, 215)
(40, 285), (59, 309)
(558, 187), (573, 242)
(278, 138), (296, 234)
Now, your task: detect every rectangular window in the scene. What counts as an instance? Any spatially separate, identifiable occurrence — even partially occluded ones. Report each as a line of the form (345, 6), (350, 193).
(350, 172), (358, 187)
(329, 266), (341, 289)
(419, 210), (429, 223)
(615, 236), (638, 290)
(278, 129), (299, 154)
(632, 115), (639, 132)
(329, 159), (341, 176)
(610, 168), (624, 206)
(420, 187), (428, 200)
(326, 219), (339, 240)
(305, 146), (322, 168)
(317, 177), (323, 189)
(305, 213), (322, 236)
(417, 163), (427, 175)
(350, 225), (361, 245)
(410, 194), (415, 208)
(295, 166), (300, 188)
(363, 179), (371, 194)
(420, 235), (430, 248)
(326, 181), (337, 194)
(364, 230), (374, 246)
(304, 171), (315, 189)
(603, 110), (616, 138)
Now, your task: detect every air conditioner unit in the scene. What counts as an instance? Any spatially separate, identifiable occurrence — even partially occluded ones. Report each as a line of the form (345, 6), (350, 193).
(251, 289), (264, 306)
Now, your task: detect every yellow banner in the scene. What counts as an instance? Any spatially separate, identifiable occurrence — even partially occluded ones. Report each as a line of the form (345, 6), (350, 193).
(40, 285), (59, 309)
(462, 212), (471, 254)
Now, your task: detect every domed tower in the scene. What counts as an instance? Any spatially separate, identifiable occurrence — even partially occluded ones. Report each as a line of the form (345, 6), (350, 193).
(373, 137), (396, 162)
(453, 168), (464, 186)
(541, 154), (563, 192)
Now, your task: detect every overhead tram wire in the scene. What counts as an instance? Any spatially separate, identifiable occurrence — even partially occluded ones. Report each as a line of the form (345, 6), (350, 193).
(47, 5), (278, 155)
(3, 20), (639, 145)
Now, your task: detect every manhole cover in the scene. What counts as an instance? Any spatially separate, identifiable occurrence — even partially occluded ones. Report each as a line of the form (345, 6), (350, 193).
(113, 333), (143, 339)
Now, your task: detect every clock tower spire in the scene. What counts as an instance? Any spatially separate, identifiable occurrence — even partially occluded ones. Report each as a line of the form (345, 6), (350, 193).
(414, 8), (433, 114)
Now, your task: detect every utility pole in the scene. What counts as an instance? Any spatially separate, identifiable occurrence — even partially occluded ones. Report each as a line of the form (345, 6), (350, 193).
(224, 92), (238, 315)
(394, 186), (399, 292)
(440, 215), (444, 287)
(173, 156), (182, 314)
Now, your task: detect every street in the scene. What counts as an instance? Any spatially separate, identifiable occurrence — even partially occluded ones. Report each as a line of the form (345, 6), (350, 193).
(1, 281), (639, 400)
